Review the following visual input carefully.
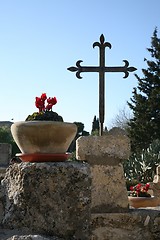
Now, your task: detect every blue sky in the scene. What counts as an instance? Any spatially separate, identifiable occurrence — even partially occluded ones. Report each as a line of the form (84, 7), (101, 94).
(0, 0), (160, 132)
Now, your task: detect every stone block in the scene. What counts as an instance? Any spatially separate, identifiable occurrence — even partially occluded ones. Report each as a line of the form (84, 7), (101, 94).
(1, 162), (91, 240)
(0, 227), (65, 240)
(76, 128), (130, 164)
(91, 210), (160, 240)
(5, 235), (63, 240)
(0, 167), (7, 180)
(0, 143), (12, 167)
(76, 128), (130, 213)
(0, 200), (4, 224)
(0, 182), (5, 224)
(90, 164), (129, 213)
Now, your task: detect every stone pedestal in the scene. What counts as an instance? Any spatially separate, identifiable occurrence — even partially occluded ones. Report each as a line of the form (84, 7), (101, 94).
(1, 162), (91, 240)
(0, 143), (12, 181)
(76, 128), (130, 213)
(0, 143), (11, 167)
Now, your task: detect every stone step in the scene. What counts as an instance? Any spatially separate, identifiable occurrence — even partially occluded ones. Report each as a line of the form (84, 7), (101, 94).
(91, 210), (160, 240)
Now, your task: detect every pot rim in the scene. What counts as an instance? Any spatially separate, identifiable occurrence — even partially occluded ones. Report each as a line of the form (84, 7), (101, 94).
(11, 121), (77, 126)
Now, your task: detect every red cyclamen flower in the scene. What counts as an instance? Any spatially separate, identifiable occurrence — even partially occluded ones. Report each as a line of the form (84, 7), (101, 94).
(144, 183), (150, 192)
(35, 97), (45, 112)
(47, 97), (57, 105)
(35, 94), (57, 112)
(46, 97), (57, 111)
(45, 104), (53, 110)
(130, 186), (134, 191)
(135, 183), (142, 195)
(41, 93), (47, 101)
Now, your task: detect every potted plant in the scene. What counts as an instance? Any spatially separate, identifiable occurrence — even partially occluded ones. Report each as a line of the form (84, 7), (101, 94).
(11, 93), (77, 162)
(128, 182), (159, 208)
(128, 183), (151, 198)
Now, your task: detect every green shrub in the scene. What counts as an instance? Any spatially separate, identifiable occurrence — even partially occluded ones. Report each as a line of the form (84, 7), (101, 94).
(123, 139), (160, 183)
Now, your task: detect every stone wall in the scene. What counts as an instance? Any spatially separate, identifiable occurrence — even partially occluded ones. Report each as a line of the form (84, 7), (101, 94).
(1, 162), (91, 240)
(0, 129), (160, 239)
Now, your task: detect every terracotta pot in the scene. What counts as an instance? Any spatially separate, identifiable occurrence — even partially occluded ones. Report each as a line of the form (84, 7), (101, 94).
(11, 121), (77, 162)
(128, 196), (160, 208)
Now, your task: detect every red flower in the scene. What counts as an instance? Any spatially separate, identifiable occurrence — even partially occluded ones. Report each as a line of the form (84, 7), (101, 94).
(143, 183), (150, 192)
(35, 97), (45, 112)
(129, 182), (150, 197)
(130, 186), (134, 191)
(41, 93), (47, 101)
(47, 97), (57, 105)
(136, 183), (142, 189)
(135, 183), (141, 194)
(45, 104), (53, 110)
(35, 94), (57, 112)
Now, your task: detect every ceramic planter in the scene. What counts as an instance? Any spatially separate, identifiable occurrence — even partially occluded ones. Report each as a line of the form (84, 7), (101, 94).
(128, 196), (160, 208)
(11, 121), (77, 162)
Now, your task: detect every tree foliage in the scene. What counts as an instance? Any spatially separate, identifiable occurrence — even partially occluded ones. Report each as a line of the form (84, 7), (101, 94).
(91, 115), (99, 135)
(68, 122), (89, 153)
(0, 127), (11, 143)
(0, 126), (20, 157)
(110, 107), (131, 131)
(128, 28), (160, 152)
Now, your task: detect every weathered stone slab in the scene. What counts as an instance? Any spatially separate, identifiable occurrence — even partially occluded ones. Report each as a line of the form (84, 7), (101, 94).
(1, 162), (91, 240)
(0, 182), (5, 224)
(0, 167), (7, 180)
(90, 164), (129, 213)
(4, 234), (62, 240)
(0, 227), (64, 239)
(0, 143), (12, 167)
(76, 128), (130, 163)
(0, 228), (64, 240)
(76, 128), (130, 213)
(91, 210), (160, 240)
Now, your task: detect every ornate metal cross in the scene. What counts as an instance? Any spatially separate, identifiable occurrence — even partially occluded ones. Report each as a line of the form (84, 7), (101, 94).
(67, 34), (137, 136)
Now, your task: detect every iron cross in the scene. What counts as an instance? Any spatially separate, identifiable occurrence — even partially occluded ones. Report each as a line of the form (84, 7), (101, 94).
(67, 34), (137, 136)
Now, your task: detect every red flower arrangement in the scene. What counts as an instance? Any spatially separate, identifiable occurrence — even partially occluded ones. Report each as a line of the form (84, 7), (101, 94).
(26, 93), (63, 122)
(129, 183), (151, 197)
(35, 93), (57, 112)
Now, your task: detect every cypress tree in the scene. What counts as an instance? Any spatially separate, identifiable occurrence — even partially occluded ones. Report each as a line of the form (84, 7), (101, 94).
(91, 115), (99, 134)
(128, 28), (160, 152)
